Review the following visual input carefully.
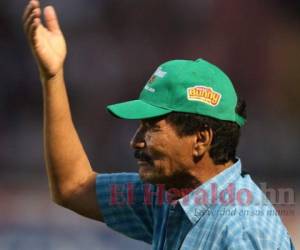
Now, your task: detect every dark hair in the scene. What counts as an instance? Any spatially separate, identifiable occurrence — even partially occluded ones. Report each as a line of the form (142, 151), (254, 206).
(166, 98), (247, 164)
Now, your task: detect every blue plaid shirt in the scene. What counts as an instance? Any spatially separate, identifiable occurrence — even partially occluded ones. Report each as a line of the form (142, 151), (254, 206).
(96, 160), (295, 249)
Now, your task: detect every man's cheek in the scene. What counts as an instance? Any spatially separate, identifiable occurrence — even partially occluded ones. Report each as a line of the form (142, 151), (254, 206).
(149, 147), (166, 160)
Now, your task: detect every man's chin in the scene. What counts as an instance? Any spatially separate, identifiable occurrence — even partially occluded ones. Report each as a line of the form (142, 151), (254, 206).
(138, 164), (167, 184)
(138, 164), (159, 183)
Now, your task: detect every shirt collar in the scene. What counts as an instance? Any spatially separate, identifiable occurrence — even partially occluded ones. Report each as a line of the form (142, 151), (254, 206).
(178, 159), (242, 224)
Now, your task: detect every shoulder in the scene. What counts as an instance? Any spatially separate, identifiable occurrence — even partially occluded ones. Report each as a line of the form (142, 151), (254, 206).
(209, 175), (292, 248)
(219, 216), (292, 249)
(96, 172), (141, 184)
(212, 203), (291, 249)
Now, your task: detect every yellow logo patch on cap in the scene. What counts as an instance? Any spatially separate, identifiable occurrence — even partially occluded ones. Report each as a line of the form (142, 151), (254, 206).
(187, 86), (222, 106)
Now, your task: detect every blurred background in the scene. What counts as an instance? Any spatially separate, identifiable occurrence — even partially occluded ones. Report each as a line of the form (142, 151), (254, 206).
(0, 0), (299, 249)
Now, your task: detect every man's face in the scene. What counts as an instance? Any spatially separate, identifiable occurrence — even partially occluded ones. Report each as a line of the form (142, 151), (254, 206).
(131, 117), (195, 185)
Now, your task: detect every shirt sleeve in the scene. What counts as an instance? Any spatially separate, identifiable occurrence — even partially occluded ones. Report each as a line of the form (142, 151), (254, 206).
(96, 173), (154, 244)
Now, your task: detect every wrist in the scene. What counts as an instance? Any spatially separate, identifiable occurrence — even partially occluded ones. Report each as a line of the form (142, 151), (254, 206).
(40, 68), (64, 85)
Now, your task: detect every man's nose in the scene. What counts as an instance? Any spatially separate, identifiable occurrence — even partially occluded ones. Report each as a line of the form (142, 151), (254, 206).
(130, 128), (146, 149)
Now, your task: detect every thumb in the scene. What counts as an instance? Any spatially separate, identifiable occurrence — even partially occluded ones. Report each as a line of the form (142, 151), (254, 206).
(43, 6), (61, 32)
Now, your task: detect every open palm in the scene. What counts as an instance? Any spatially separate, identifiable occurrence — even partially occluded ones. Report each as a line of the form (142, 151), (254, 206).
(23, 1), (66, 78)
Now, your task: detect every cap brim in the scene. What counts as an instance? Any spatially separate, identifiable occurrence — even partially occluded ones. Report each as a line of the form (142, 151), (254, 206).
(107, 100), (172, 120)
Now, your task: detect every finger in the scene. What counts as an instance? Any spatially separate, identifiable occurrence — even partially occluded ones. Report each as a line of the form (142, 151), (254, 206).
(24, 12), (36, 35)
(23, 4), (41, 33)
(28, 18), (41, 43)
(22, 0), (40, 23)
(25, 7), (41, 27)
(24, 8), (41, 35)
(44, 6), (61, 33)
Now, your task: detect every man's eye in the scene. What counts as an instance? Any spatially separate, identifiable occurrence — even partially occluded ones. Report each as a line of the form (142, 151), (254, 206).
(143, 122), (154, 128)
(150, 125), (161, 132)
(141, 119), (162, 131)
(143, 123), (159, 131)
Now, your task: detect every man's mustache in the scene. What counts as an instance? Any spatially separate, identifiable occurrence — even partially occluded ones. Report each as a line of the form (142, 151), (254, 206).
(134, 150), (153, 163)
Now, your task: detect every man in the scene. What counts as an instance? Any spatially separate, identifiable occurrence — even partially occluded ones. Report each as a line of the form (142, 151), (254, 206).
(23, 1), (295, 249)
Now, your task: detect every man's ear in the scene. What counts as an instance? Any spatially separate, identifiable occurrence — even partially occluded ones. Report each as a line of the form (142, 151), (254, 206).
(193, 129), (213, 160)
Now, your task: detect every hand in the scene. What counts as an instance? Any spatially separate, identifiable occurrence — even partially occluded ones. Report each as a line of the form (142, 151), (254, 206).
(23, 0), (67, 79)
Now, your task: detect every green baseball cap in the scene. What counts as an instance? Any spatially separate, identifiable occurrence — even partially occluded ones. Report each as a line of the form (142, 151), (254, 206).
(107, 59), (246, 126)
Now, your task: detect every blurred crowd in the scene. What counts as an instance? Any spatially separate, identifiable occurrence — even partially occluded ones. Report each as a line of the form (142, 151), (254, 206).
(0, 0), (299, 249)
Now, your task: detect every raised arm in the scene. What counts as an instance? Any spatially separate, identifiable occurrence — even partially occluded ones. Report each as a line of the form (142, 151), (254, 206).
(23, 0), (102, 221)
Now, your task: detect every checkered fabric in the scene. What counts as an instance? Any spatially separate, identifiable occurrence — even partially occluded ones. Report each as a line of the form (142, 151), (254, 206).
(96, 160), (295, 249)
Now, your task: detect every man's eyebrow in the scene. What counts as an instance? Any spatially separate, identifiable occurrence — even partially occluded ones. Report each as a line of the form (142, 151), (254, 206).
(142, 117), (162, 127)
(142, 120), (156, 127)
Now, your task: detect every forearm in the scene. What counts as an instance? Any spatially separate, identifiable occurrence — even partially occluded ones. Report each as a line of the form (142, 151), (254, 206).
(23, 1), (101, 220)
(42, 69), (94, 203)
